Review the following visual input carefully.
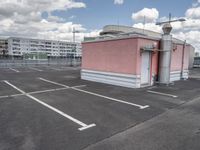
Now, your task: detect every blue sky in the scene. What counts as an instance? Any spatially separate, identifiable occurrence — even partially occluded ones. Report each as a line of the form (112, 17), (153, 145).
(0, 0), (199, 51)
(53, 0), (195, 30)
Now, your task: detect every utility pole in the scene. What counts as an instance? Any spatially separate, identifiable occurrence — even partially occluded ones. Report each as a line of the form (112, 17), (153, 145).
(72, 27), (80, 66)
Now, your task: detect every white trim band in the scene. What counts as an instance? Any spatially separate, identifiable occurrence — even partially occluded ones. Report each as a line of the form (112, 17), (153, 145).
(170, 70), (189, 82)
(81, 69), (141, 88)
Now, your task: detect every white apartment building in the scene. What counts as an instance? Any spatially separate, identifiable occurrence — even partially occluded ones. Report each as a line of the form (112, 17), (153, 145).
(2, 37), (82, 57)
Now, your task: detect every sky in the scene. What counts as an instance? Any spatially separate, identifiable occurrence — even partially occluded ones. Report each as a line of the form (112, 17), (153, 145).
(0, 0), (200, 51)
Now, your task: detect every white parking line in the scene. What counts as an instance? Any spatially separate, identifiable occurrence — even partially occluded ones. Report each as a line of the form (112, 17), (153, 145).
(0, 93), (24, 99)
(0, 85), (87, 100)
(61, 67), (78, 70)
(4, 80), (25, 94)
(28, 87), (69, 94)
(9, 68), (20, 73)
(3, 80), (95, 131)
(71, 85), (87, 88)
(39, 78), (149, 109)
(39, 78), (69, 88)
(29, 67), (43, 72)
(50, 68), (63, 71)
(147, 90), (178, 98)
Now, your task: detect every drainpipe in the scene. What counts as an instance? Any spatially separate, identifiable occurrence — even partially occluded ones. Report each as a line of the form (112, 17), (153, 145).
(181, 40), (186, 79)
(159, 23), (173, 84)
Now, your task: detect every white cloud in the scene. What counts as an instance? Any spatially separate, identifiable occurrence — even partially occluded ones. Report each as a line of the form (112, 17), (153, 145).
(0, 0), (86, 18)
(132, 8), (159, 23)
(132, 6), (200, 52)
(173, 31), (200, 52)
(191, 0), (200, 8)
(84, 30), (102, 37)
(0, 0), (99, 42)
(185, 7), (200, 19)
(114, 0), (124, 5)
(133, 23), (162, 33)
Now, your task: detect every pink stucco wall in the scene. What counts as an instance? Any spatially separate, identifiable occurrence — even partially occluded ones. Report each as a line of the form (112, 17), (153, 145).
(136, 38), (159, 75)
(82, 38), (138, 74)
(82, 37), (191, 76)
(171, 44), (190, 71)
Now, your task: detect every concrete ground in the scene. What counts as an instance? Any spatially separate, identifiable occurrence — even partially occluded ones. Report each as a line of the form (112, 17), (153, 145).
(0, 66), (200, 150)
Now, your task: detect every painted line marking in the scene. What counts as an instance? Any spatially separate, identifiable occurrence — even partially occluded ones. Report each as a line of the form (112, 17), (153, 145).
(0, 85), (87, 99)
(147, 90), (178, 98)
(50, 68), (63, 71)
(3, 80), (25, 94)
(39, 78), (69, 88)
(9, 68), (20, 73)
(3, 80), (95, 131)
(0, 93), (24, 99)
(72, 85), (87, 88)
(29, 67), (43, 72)
(28, 87), (69, 95)
(38, 78), (149, 109)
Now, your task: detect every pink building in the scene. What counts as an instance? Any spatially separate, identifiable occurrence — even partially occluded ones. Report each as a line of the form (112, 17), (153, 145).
(81, 25), (194, 88)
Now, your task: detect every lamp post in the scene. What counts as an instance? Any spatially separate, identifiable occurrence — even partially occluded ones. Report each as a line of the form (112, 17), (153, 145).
(156, 13), (186, 84)
(72, 27), (80, 66)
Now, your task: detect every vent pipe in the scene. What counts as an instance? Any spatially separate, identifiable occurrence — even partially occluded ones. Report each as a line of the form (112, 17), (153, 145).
(159, 23), (172, 84)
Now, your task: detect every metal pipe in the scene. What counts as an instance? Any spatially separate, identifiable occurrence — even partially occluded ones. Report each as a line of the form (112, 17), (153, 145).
(181, 40), (186, 79)
(159, 34), (172, 84)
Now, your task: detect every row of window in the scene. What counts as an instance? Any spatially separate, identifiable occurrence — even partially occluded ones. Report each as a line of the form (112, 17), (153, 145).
(12, 39), (80, 46)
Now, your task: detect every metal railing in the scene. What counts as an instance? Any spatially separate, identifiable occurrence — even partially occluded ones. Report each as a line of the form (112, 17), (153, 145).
(0, 57), (81, 68)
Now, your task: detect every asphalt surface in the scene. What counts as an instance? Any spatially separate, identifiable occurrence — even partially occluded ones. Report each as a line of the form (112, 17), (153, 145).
(0, 66), (200, 150)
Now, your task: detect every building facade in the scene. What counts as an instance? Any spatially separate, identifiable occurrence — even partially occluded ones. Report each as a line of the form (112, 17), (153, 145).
(0, 37), (82, 58)
(0, 38), (8, 57)
(81, 25), (195, 88)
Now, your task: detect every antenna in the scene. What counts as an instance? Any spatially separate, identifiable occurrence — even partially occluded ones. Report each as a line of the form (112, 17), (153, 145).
(117, 19), (119, 32)
(156, 13), (186, 26)
(169, 13), (172, 22)
(143, 16), (146, 34)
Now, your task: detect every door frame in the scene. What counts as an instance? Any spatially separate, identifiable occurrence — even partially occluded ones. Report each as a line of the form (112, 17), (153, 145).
(140, 51), (151, 86)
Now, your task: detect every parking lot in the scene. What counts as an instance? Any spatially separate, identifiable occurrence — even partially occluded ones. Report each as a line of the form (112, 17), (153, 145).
(0, 66), (200, 150)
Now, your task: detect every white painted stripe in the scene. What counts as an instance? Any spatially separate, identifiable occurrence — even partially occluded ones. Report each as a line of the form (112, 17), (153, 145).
(50, 68), (63, 71)
(147, 90), (178, 98)
(71, 85), (87, 88)
(38, 78), (149, 109)
(9, 93), (25, 97)
(26, 94), (93, 128)
(3, 80), (95, 131)
(9, 68), (20, 73)
(28, 87), (69, 94)
(0, 85), (87, 99)
(72, 87), (149, 109)
(3, 80), (25, 94)
(29, 67), (43, 72)
(78, 123), (96, 131)
(39, 78), (69, 88)
(0, 93), (24, 99)
(0, 95), (9, 99)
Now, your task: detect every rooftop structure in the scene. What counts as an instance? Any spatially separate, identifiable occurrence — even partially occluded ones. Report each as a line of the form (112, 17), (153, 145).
(84, 25), (189, 45)
(81, 25), (195, 88)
